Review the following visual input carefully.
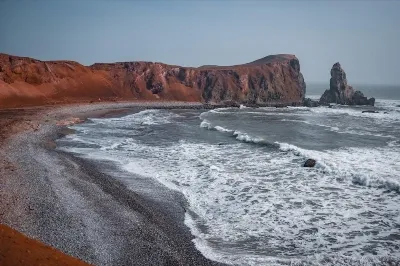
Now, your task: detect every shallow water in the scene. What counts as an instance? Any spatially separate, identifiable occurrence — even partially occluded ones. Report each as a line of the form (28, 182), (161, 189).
(58, 98), (400, 265)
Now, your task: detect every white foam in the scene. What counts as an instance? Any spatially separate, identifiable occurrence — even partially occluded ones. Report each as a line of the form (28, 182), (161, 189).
(375, 99), (400, 111)
(200, 119), (234, 133)
(335, 129), (396, 139)
(281, 118), (340, 132)
(310, 106), (400, 122)
(100, 142), (120, 151)
(388, 140), (400, 147)
(287, 106), (311, 111)
(59, 108), (400, 266)
(92, 109), (180, 127)
(279, 118), (395, 138)
(121, 140), (400, 264)
(200, 118), (268, 144)
(209, 107), (234, 113)
(200, 120), (212, 129)
(233, 130), (264, 144)
(63, 134), (99, 145)
(276, 141), (400, 192)
(214, 126), (233, 133)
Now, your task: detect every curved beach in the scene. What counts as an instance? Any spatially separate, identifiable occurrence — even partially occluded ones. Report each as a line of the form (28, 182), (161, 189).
(0, 102), (223, 266)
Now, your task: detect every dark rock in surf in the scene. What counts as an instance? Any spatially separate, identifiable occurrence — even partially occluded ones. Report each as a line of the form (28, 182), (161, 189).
(362, 110), (379, 113)
(303, 98), (320, 107)
(303, 159), (316, 167)
(353, 91), (375, 106)
(319, 63), (375, 106)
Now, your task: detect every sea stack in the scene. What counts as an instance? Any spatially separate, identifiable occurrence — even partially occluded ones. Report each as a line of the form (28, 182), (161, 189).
(319, 63), (375, 106)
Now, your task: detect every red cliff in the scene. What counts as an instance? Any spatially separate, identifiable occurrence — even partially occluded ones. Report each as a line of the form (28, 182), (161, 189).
(0, 53), (306, 108)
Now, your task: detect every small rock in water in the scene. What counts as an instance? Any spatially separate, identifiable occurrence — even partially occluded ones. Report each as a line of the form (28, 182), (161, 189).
(362, 110), (379, 113)
(384, 112), (389, 114)
(303, 159), (316, 167)
(303, 98), (320, 107)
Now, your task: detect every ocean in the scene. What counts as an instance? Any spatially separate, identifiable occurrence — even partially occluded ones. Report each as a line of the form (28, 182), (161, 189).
(58, 85), (400, 265)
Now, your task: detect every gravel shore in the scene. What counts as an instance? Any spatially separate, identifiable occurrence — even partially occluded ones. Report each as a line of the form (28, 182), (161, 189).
(0, 102), (225, 266)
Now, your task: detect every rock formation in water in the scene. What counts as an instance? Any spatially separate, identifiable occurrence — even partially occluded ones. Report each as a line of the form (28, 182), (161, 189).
(0, 53), (306, 108)
(303, 159), (316, 167)
(303, 98), (320, 107)
(319, 63), (375, 106)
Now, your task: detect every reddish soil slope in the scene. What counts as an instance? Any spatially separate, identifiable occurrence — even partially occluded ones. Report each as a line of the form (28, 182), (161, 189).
(0, 53), (306, 108)
(0, 224), (90, 266)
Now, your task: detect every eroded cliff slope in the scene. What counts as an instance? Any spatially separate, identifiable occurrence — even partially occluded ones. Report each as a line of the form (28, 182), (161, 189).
(0, 53), (306, 108)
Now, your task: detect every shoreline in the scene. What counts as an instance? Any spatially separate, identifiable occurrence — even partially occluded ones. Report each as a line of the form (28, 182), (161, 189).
(0, 101), (226, 265)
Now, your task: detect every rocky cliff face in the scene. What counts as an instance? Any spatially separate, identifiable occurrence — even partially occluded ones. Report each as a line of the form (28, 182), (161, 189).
(320, 63), (375, 106)
(0, 53), (306, 108)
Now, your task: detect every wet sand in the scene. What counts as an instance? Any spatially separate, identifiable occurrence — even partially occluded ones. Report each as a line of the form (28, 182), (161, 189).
(0, 102), (223, 265)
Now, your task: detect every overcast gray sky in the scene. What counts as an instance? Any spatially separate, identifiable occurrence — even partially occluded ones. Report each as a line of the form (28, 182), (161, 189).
(0, 0), (399, 85)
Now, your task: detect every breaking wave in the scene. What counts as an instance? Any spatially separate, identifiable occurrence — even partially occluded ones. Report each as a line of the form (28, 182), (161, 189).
(275, 141), (400, 193)
(201, 117), (400, 194)
(59, 105), (400, 266)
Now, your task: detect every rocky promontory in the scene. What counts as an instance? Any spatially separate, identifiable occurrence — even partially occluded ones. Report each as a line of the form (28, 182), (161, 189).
(320, 62), (375, 106)
(0, 53), (306, 108)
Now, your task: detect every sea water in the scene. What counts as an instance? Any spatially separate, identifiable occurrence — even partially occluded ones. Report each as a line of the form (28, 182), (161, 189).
(58, 85), (400, 265)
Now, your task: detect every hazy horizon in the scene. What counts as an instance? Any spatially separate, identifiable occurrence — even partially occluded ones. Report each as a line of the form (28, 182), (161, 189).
(1, 0), (399, 86)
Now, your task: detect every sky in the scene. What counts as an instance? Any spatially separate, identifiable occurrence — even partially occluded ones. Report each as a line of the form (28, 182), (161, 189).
(0, 0), (399, 85)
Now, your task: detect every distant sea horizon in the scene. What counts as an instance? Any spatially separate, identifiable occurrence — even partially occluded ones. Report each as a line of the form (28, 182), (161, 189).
(306, 82), (400, 100)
